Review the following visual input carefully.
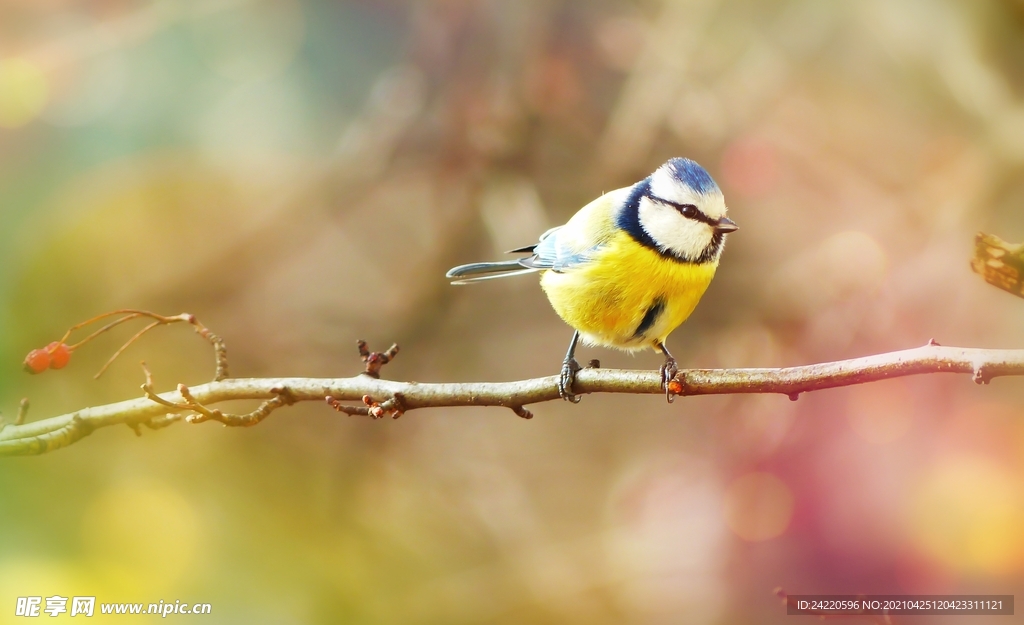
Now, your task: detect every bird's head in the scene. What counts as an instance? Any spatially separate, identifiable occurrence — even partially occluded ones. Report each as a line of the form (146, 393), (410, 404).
(634, 157), (737, 264)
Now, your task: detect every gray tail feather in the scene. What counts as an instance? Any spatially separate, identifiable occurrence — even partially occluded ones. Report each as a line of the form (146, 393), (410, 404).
(446, 259), (539, 285)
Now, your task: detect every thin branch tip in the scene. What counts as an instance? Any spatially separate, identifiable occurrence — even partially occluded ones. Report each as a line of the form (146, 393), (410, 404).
(357, 340), (400, 378)
(510, 405), (534, 419)
(15, 398), (29, 426)
(326, 396), (371, 417)
(28, 309), (229, 382)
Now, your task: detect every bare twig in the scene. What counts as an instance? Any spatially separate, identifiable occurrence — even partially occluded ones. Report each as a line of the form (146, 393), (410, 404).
(326, 392), (407, 419)
(15, 399), (29, 426)
(2, 341), (1024, 456)
(138, 362), (293, 427)
(95, 320), (161, 379)
(509, 405), (534, 420)
(325, 395), (373, 417)
(65, 312), (144, 350)
(356, 340), (400, 378)
(36, 309), (229, 381)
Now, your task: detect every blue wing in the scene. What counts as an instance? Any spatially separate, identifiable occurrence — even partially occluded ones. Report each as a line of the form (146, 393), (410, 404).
(518, 226), (600, 273)
(446, 187), (624, 284)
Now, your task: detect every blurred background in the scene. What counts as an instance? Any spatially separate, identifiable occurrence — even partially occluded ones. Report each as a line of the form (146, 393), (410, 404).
(1, 0), (1024, 622)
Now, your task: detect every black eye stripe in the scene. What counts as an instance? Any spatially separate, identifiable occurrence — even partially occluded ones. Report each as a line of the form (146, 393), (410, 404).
(620, 180), (724, 264)
(644, 193), (716, 226)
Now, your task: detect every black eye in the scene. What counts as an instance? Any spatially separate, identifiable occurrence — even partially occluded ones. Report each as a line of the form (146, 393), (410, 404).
(679, 204), (698, 219)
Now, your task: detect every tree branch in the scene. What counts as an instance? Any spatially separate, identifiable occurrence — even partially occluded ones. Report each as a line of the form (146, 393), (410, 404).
(2, 342), (1023, 457)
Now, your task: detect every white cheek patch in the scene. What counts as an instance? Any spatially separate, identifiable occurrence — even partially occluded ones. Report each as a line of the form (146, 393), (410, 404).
(637, 197), (713, 259)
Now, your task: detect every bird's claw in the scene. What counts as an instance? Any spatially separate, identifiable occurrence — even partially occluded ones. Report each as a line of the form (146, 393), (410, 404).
(559, 358), (582, 403)
(660, 357), (679, 403)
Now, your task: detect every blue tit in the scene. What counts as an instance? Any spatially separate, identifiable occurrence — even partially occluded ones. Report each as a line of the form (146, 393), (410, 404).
(446, 157), (737, 403)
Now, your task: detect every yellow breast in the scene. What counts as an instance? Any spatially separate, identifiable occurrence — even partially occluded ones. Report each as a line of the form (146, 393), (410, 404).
(539, 232), (718, 351)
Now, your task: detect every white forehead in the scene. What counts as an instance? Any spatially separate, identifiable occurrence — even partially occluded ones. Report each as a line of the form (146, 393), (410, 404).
(649, 162), (728, 220)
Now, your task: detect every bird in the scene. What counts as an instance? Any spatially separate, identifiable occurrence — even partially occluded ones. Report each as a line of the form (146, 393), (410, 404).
(446, 157), (737, 403)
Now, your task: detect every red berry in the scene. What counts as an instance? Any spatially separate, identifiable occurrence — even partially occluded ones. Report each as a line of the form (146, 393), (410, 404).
(23, 348), (50, 374)
(47, 342), (71, 369)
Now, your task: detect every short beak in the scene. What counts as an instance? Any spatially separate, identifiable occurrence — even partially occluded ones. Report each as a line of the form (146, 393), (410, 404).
(715, 217), (738, 233)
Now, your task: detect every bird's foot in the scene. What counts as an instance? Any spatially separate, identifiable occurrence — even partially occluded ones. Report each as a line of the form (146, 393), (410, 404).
(559, 357), (582, 403)
(660, 357), (679, 403)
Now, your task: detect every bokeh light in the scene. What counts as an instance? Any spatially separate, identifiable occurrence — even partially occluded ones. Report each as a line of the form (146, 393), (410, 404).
(722, 472), (795, 542)
(909, 456), (1024, 576)
(0, 57), (48, 127)
(80, 480), (201, 598)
